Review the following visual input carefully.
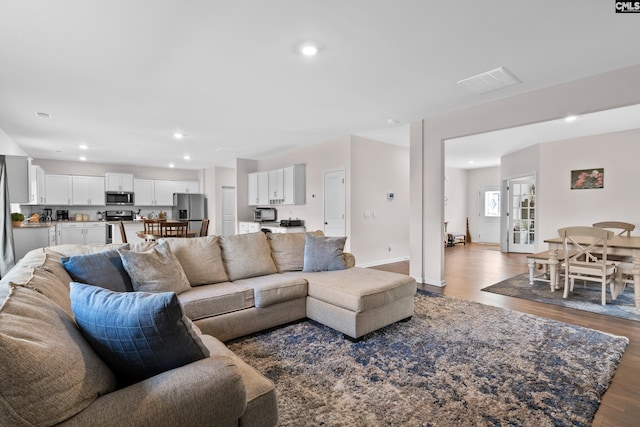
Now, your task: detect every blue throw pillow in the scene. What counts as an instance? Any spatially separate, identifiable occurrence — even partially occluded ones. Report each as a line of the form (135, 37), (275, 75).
(62, 246), (133, 292)
(302, 234), (347, 272)
(69, 282), (210, 383)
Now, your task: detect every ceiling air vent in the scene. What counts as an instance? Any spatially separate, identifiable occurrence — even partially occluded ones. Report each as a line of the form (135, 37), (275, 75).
(457, 67), (521, 94)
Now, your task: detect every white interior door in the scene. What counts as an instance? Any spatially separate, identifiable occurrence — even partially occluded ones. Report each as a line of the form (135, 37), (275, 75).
(323, 169), (345, 237)
(507, 176), (536, 253)
(478, 186), (501, 244)
(221, 186), (236, 236)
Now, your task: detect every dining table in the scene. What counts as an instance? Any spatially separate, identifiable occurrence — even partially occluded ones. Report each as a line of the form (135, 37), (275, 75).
(545, 234), (640, 307)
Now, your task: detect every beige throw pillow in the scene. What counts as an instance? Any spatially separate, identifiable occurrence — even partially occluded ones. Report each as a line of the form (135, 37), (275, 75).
(0, 286), (116, 426)
(267, 230), (324, 272)
(159, 236), (228, 285)
(219, 232), (278, 281)
(118, 241), (191, 294)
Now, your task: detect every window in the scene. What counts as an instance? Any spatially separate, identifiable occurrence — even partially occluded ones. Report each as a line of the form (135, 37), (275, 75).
(484, 191), (500, 217)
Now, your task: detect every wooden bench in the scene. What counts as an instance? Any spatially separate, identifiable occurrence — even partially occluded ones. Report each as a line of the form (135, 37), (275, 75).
(526, 250), (568, 291)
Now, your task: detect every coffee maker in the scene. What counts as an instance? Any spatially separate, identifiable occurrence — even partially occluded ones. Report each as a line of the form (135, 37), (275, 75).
(56, 210), (69, 221)
(42, 208), (52, 222)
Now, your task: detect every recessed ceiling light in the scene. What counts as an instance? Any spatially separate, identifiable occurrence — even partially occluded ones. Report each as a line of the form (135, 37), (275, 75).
(35, 111), (52, 119)
(183, 155), (191, 160)
(173, 132), (185, 139)
(169, 163), (175, 168)
(79, 156), (87, 161)
(300, 44), (319, 56)
(387, 118), (398, 125)
(79, 144), (88, 150)
(565, 115), (578, 122)
(468, 160), (475, 164)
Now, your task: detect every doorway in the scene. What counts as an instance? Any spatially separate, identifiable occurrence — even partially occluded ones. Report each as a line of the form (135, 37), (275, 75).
(221, 186), (236, 236)
(506, 175), (536, 253)
(323, 169), (346, 236)
(478, 185), (501, 244)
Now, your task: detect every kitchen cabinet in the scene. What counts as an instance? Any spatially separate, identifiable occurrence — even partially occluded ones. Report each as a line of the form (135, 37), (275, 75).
(238, 221), (261, 234)
(268, 169), (284, 203)
(58, 222), (106, 245)
(29, 164), (46, 204)
(105, 173), (134, 192)
(72, 176), (105, 205)
(174, 180), (200, 193)
(248, 164), (305, 206)
(5, 155), (29, 203)
(134, 178), (175, 206)
(248, 171), (269, 206)
(12, 225), (56, 261)
(283, 165), (306, 205)
(45, 174), (72, 205)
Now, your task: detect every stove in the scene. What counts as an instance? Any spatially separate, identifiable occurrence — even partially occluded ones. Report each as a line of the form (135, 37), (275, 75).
(105, 210), (134, 221)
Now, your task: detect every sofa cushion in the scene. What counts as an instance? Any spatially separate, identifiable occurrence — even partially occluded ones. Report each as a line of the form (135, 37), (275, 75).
(21, 266), (73, 316)
(178, 282), (255, 320)
(0, 286), (116, 426)
(267, 230), (324, 272)
(300, 267), (417, 313)
(118, 241), (191, 294)
(70, 282), (210, 383)
(61, 245), (133, 293)
(303, 234), (347, 272)
(219, 232), (277, 281)
(233, 275), (308, 308)
(41, 250), (74, 285)
(160, 236), (228, 286)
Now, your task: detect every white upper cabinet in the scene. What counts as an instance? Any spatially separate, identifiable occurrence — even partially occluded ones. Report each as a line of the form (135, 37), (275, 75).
(44, 174), (72, 205)
(268, 169), (284, 203)
(248, 171), (269, 206)
(105, 173), (134, 192)
(29, 164), (46, 205)
(174, 180), (200, 193)
(283, 165), (306, 205)
(133, 178), (174, 206)
(72, 176), (105, 205)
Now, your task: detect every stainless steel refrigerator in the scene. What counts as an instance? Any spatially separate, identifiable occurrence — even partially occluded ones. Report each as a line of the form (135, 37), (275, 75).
(173, 193), (207, 233)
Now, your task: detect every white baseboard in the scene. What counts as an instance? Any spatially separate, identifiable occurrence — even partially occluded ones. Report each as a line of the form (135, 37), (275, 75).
(356, 256), (409, 268)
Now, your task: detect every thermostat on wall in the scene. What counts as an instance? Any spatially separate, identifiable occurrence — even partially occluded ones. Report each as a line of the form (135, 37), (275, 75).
(387, 192), (395, 200)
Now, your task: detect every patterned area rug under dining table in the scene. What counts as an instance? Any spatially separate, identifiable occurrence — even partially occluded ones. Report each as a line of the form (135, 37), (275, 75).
(482, 272), (640, 322)
(227, 292), (628, 427)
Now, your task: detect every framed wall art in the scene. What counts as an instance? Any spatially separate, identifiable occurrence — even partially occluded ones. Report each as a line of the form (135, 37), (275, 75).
(571, 168), (604, 190)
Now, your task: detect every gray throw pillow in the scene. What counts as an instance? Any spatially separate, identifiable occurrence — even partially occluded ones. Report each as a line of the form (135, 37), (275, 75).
(61, 245), (133, 292)
(219, 232), (277, 281)
(303, 234), (347, 272)
(118, 241), (191, 294)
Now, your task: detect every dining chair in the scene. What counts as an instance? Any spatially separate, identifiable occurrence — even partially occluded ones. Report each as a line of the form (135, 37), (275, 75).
(592, 221), (635, 262)
(200, 219), (210, 237)
(119, 221), (127, 244)
(160, 221), (188, 238)
(558, 226), (616, 305)
(143, 219), (165, 234)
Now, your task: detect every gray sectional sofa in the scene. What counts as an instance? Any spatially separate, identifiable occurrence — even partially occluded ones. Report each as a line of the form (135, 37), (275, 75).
(0, 231), (416, 426)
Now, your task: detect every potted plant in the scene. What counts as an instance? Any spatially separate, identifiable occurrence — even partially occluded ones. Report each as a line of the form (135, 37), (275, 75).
(11, 212), (25, 227)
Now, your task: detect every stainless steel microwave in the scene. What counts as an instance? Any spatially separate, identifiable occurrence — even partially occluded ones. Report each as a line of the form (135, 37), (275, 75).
(254, 207), (277, 222)
(105, 191), (134, 206)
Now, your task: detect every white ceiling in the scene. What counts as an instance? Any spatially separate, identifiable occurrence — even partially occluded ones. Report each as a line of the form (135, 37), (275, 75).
(1, 1), (639, 170)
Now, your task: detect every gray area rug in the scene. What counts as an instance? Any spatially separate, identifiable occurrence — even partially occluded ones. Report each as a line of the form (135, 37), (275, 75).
(483, 273), (640, 322)
(228, 293), (628, 427)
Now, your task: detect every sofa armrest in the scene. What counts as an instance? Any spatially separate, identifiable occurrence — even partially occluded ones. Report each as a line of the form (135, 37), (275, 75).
(60, 356), (246, 427)
(343, 252), (356, 268)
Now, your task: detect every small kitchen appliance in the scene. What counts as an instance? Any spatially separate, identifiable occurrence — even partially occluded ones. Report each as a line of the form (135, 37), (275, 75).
(253, 207), (277, 222)
(56, 210), (69, 221)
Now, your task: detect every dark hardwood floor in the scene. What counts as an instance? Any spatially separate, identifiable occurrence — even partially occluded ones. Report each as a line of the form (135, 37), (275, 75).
(370, 243), (639, 427)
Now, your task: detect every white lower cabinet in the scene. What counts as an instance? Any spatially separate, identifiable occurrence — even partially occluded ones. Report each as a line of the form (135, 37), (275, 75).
(12, 226), (56, 261)
(58, 222), (106, 245)
(238, 221), (261, 234)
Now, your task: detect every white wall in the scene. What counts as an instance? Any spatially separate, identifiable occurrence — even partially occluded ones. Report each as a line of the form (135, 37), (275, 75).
(444, 167), (467, 234)
(466, 166), (500, 242)
(536, 128), (640, 250)
(203, 165), (235, 236)
(350, 136), (410, 265)
(412, 64), (640, 285)
(0, 127), (27, 156)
